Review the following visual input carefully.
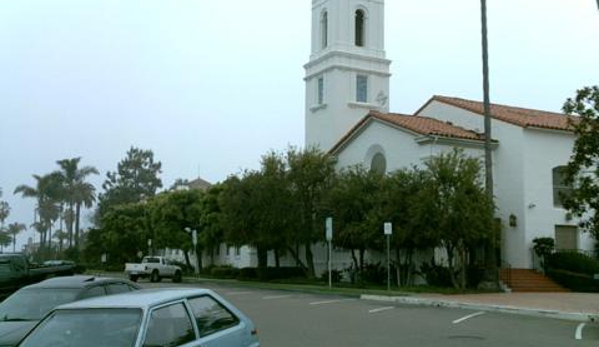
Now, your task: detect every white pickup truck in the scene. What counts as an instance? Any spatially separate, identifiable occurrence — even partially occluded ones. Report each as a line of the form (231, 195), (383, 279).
(124, 256), (182, 283)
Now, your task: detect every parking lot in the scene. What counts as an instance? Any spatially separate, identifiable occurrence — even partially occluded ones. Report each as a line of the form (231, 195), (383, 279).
(143, 280), (599, 346)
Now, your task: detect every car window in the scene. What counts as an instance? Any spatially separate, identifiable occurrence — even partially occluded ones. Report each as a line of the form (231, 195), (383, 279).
(142, 257), (160, 264)
(188, 296), (240, 337)
(18, 308), (142, 347)
(0, 288), (79, 321)
(80, 286), (106, 299)
(106, 283), (132, 294)
(142, 303), (195, 347)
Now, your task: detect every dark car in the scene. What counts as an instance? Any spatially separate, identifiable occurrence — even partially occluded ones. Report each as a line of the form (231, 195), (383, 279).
(0, 275), (140, 347)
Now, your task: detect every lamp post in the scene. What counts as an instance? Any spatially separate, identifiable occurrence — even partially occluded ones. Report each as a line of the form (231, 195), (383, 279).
(384, 222), (392, 291)
(325, 217), (333, 288)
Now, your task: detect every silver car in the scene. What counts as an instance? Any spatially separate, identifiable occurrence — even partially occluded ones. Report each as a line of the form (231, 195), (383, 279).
(17, 288), (260, 347)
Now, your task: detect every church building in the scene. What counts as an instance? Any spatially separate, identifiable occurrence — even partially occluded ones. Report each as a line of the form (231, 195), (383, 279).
(198, 0), (592, 277)
(304, 0), (592, 270)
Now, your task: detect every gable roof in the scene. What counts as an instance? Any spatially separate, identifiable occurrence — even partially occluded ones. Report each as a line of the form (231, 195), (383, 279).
(330, 111), (488, 154)
(418, 95), (578, 131)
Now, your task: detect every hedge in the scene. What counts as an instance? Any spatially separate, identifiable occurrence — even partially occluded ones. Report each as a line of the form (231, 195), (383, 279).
(206, 266), (304, 281)
(546, 252), (599, 275)
(546, 268), (599, 292)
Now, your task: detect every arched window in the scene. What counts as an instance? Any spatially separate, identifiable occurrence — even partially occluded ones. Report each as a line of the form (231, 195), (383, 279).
(355, 9), (365, 47)
(553, 166), (572, 207)
(370, 153), (387, 174)
(321, 11), (328, 49)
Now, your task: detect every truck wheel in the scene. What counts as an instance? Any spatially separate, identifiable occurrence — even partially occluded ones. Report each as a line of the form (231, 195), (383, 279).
(173, 271), (182, 283)
(129, 275), (138, 282)
(150, 270), (160, 283)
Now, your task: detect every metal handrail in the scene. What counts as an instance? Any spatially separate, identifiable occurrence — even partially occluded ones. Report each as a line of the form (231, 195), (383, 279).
(499, 261), (512, 287)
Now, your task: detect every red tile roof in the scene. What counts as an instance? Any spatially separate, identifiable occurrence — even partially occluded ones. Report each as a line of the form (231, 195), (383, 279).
(330, 111), (488, 154)
(421, 96), (578, 131)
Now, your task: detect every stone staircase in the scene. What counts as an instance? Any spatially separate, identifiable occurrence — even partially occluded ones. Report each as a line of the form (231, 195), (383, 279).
(499, 268), (569, 292)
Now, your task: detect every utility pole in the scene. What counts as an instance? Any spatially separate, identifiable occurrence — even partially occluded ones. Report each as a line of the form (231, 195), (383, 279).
(481, 0), (498, 287)
(481, 0), (493, 200)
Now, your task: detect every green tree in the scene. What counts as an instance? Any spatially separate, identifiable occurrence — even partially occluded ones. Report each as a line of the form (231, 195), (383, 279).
(199, 184), (225, 266)
(286, 147), (337, 278)
(383, 168), (438, 286)
(99, 147), (163, 216)
(149, 189), (203, 270)
(327, 166), (385, 273)
(563, 86), (599, 239)
(417, 149), (495, 289)
(7, 222), (26, 253)
(97, 202), (148, 265)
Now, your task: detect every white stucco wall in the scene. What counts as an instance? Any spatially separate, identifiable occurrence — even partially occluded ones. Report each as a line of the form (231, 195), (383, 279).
(334, 119), (485, 172)
(418, 101), (591, 268)
(521, 128), (593, 259)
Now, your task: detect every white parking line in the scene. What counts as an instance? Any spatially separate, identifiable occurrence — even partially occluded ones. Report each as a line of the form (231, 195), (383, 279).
(368, 306), (394, 314)
(309, 298), (356, 306)
(575, 323), (586, 340)
(226, 291), (251, 296)
(452, 311), (485, 324)
(263, 295), (293, 300)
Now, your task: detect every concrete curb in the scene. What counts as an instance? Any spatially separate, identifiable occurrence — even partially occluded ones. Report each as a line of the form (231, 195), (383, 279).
(361, 295), (599, 323)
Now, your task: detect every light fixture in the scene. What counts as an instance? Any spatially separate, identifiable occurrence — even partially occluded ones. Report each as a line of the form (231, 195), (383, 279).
(509, 214), (517, 228)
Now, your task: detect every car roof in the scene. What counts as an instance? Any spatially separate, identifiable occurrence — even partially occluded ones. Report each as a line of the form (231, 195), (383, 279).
(57, 288), (214, 310)
(24, 275), (138, 289)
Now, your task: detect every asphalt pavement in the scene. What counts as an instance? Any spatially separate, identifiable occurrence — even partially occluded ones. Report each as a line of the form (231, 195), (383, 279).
(143, 280), (599, 346)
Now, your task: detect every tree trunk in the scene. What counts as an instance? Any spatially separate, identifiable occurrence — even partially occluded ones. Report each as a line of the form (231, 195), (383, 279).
(359, 248), (365, 272)
(68, 202), (74, 247)
(286, 246), (307, 271)
(395, 248), (401, 287)
(304, 242), (315, 279)
(274, 249), (280, 268)
(183, 250), (192, 269)
(446, 244), (460, 289)
(257, 246), (268, 270)
(75, 203), (81, 249)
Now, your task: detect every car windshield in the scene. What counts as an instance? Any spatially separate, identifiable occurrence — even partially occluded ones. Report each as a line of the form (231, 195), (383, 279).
(142, 257), (160, 264)
(0, 288), (79, 321)
(19, 308), (142, 347)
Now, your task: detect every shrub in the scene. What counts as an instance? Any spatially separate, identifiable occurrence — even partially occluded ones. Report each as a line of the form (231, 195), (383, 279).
(546, 252), (599, 275)
(209, 266), (239, 279)
(359, 263), (387, 285)
(238, 267), (259, 280)
(419, 262), (453, 287)
(257, 267), (305, 281)
(546, 268), (599, 292)
(320, 269), (343, 283)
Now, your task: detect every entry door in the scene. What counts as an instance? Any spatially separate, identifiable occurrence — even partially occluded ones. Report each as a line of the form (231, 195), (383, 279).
(554, 225), (578, 251)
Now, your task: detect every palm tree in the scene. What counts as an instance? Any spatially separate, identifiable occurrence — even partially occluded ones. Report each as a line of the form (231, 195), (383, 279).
(0, 231), (11, 253)
(53, 229), (68, 253)
(7, 222), (26, 253)
(0, 200), (9, 230)
(14, 173), (62, 250)
(55, 158), (98, 248)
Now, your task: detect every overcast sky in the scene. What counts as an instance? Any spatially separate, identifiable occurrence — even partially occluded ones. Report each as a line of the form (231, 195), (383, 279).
(0, 0), (597, 248)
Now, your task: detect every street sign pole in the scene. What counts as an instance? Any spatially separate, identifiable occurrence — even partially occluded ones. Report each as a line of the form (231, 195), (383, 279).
(384, 222), (392, 291)
(326, 217), (333, 288)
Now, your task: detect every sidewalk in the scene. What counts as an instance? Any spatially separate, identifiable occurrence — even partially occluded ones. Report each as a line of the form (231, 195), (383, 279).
(362, 292), (599, 323)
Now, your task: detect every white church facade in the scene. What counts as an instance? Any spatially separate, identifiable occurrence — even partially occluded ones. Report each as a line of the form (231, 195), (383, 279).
(198, 0), (592, 273)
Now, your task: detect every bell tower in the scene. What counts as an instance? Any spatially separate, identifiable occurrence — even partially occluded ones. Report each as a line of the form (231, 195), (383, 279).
(305, 0), (391, 151)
